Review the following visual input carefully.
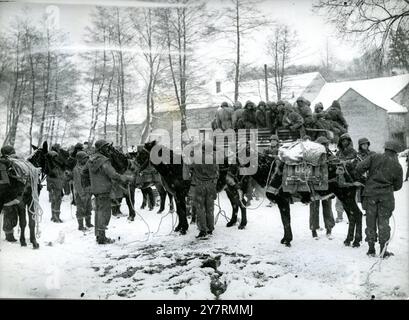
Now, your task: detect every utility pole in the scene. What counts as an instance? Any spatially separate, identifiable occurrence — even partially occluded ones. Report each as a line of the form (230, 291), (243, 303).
(264, 64), (269, 102)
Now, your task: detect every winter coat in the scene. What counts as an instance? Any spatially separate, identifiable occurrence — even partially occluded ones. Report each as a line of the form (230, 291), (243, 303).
(295, 102), (314, 126)
(357, 149), (375, 161)
(263, 146), (279, 159)
(73, 163), (90, 197)
(265, 106), (273, 131)
(190, 162), (219, 186)
(356, 151), (403, 198)
(282, 110), (304, 130)
(336, 134), (357, 160)
(242, 102), (257, 129)
(324, 100), (348, 130)
(216, 104), (234, 130)
(255, 106), (267, 128)
(232, 108), (245, 130)
(82, 152), (122, 195)
(47, 160), (65, 191)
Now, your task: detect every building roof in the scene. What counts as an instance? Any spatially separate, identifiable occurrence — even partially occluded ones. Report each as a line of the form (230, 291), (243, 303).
(311, 74), (409, 114)
(154, 71), (324, 113)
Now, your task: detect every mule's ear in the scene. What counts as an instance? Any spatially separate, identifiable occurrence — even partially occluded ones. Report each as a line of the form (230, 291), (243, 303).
(31, 144), (38, 151)
(42, 141), (48, 153)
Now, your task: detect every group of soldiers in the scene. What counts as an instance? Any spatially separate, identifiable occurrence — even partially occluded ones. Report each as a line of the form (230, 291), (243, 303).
(0, 100), (406, 255)
(211, 97), (348, 139)
(261, 130), (404, 258)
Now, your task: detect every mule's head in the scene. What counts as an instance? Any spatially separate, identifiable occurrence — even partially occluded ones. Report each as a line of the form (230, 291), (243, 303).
(134, 141), (157, 171)
(28, 141), (49, 177)
(103, 144), (129, 174)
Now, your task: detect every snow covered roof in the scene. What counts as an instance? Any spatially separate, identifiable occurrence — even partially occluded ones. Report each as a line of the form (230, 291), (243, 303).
(311, 74), (409, 114)
(153, 72), (323, 113)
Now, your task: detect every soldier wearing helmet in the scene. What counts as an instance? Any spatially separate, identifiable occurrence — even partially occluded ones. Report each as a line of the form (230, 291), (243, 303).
(356, 140), (403, 258)
(357, 137), (375, 160)
(81, 139), (133, 244)
(72, 151), (93, 231)
(309, 136), (336, 239)
(1, 145), (16, 157)
(263, 134), (280, 160)
(46, 150), (65, 223)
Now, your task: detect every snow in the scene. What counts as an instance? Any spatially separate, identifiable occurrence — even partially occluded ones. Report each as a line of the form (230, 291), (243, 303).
(311, 74), (409, 113)
(0, 159), (408, 300)
(153, 72), (322, 113)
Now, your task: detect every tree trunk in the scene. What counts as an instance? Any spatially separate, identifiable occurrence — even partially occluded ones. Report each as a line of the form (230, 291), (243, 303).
(234, 0), (240, 103)
(37, 30), (52, 146)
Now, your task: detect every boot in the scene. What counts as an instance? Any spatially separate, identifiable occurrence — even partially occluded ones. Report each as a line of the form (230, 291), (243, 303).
(55, 212), (63, 223)
(51, 213), (58, 222)
(85, 217), (94, 228)
(97, 234), (115, 245)
(78, 218), (86, 231)
(5, 233), (17, 242)
(380, 243), (394, 258)
(196, 231), (207, 239)
(326, 228), (333, 240)
(312, 230), (318, 238)
(367, 243), (376, 257)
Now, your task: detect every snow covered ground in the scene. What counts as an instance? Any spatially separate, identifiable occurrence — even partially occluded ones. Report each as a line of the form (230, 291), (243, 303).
(0, 159), (408, 300)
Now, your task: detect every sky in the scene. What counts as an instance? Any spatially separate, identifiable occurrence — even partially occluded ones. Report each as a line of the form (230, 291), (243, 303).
(0, 0), (360, 67)
(0, 0), (362, 127)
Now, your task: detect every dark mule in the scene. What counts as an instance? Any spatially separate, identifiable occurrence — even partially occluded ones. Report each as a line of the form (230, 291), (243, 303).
(249, 151), (362, 247)
(128, 151), (174, 214)
(135, 141), (247, 235)
(0, 142), (48, 249)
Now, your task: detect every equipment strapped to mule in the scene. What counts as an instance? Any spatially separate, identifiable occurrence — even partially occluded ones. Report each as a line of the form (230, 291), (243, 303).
(7, 156), (44, 238)
(278, 140), (329, 194)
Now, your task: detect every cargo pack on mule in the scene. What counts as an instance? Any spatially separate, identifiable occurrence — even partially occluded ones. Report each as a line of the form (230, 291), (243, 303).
(277, 140), (328, 194)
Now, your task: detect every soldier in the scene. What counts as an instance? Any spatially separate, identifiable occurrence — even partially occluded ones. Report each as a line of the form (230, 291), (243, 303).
(335, 133), (358, 222)
(190, 140), (219, 239)
(265, 101), (278, 133)
(276, 100), (286, 127)
(309, 136), (335, 239)
(242, 100), (257, 129)
(357, 137), (375, 161)
(405, 152), (409, 182)
(1, 146), (20, 242)
(216, 101), (234, 131)
(324, 100), (348, 136)
(232, 101), (244, 130)
(82, 139), (133, 244)
(47, 150), (65, 223)
(72, 151), (93, 231)
(282, 102), (304, 133)
(255, 101), (267, 128)
(356, 141), (403, 258)
(295, 96), (314, 128)
(263, 134), (280, 159)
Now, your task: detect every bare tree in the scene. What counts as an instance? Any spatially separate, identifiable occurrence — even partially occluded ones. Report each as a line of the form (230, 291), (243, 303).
(313, 0), (409, 66)
(213, 0), (272, 102)
(266, 24), (298, 101)
(158, 0), (211, 132)
(129, 8), (165, 143)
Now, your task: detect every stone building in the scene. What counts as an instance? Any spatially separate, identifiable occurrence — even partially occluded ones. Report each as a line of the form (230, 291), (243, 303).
(312, 74), (409, 152)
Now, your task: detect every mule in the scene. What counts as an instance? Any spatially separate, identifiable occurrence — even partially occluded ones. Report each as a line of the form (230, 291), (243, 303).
(135, 141), (247, 235)
(248, 150), (363, 247)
